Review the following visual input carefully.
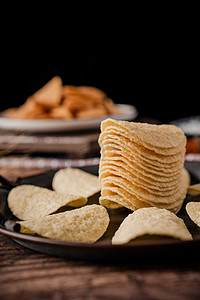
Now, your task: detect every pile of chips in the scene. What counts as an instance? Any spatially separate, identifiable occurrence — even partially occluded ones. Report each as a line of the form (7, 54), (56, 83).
(99, 118), (189, 214)
(8, 169), (109, 243)
(7, 166), (198, 244)
(3, 76), (118, 119)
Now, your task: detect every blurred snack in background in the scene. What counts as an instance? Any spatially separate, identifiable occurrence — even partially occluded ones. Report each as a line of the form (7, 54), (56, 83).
(171, 115), (200, 154)
(186, 137), (200, 154)
(3, 76), (119, 120)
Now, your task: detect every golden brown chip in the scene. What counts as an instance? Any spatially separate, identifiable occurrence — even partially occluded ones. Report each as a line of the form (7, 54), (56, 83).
(78, 86), (106, 104)
(77, 106), (107, 118)
(103, 98), (119, 114)
(33, 76), (63, 108)
(2, 79), (118, 120)
(49, 105), (73, 119)
(187, 184), (200, 195)
(3, 97), (47, 119)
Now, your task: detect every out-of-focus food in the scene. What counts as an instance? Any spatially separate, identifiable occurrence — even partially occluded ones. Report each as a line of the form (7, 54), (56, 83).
(187, 184), (200, 195)
(3, 76), (118, 120)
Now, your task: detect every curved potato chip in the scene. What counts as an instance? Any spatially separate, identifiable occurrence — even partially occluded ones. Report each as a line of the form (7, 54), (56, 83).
(187, 184), (200, 195)
(33, 76), (63, 108)
(8, 185), (87, 220)
(99, 163), (182, 191)
(52, 168), (101, 198)
(101, 119), (186, 154)
(112, 207), (192, 245)
(186, 202), (200, 227)
(18, 204), (110, 243)
(101, 166), (188, 202)
(99, 134), (185, 167)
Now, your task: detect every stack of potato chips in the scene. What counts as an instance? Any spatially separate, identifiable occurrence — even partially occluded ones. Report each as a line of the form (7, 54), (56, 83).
(98, 118), (189, 214)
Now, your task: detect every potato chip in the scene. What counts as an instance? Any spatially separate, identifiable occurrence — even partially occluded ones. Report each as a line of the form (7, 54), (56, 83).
(99, 162), (181, 190)
(8, 185), (87, 220)
(100, 183), (186, 214)
(52, 168), (101, 198)
(100, 166), (189, 213)
(187, 184), (200, 195)
(3, 98), (47, 119)
(49, 105), (73, 119)
(2, 78), (118, 120)
(78, 86), (107, 102)
(99, 130), (186, 162)
(100, 154), (182, 183)
(18, 204), (110, 243)
(99, 133), (185, 166)
(112, 207), (192, 244)
(186, 202), (200, 227)
(33, 76), (63, 108)
(101, 119), (186, 154)
(77, 106), (107, 118)
(99, 118), (187, 213)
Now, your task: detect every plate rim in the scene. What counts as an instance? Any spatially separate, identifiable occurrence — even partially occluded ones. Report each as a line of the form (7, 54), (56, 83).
(1, 224), (199, 251)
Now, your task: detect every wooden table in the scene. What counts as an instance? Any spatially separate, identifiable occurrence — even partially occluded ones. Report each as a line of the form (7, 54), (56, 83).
(1, 167), (200, 300)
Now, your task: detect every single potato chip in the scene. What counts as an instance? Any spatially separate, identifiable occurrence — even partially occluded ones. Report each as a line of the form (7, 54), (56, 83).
(33, 76), (63, 108)
(18, 204), (110, 243)
(112, 207), (192, 245)
(8, 185), (87, 220)
(52, 168), (101, 198)
(186, 202), (200, 227)
(187, 184), (200, 195)
(77, 106), (107, 118)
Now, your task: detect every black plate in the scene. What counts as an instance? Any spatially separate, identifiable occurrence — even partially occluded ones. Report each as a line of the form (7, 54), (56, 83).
(0, 165), (200, 263)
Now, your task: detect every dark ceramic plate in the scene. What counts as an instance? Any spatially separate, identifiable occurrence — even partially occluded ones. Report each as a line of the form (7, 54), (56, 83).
(0, 165), (200, 263)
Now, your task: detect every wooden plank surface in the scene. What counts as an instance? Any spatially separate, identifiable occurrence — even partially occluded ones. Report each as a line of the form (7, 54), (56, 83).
(1, 167), (200, 300)
(1, 233), (200, 300)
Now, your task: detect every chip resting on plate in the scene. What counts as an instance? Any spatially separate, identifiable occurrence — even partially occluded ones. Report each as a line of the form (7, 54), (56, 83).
(186, 202), (200, 227)
(8, 185), (88, 220)
(112, 207), (192, 245)
(99, 118), (188, 213)
(52, 168), (101, 198)
(187, 184), (200, 195)
(18, 204), (110, 243)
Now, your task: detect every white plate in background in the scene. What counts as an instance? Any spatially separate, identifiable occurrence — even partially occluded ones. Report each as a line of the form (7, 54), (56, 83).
(0, 104), (138, 133)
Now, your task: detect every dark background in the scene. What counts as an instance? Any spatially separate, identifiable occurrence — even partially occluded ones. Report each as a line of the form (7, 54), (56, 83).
(1, 53), (198, 124)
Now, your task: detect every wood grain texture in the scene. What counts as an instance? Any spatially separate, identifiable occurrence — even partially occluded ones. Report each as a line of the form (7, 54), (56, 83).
(1, 167), (200, 300)
(1, 233), (200, 300)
